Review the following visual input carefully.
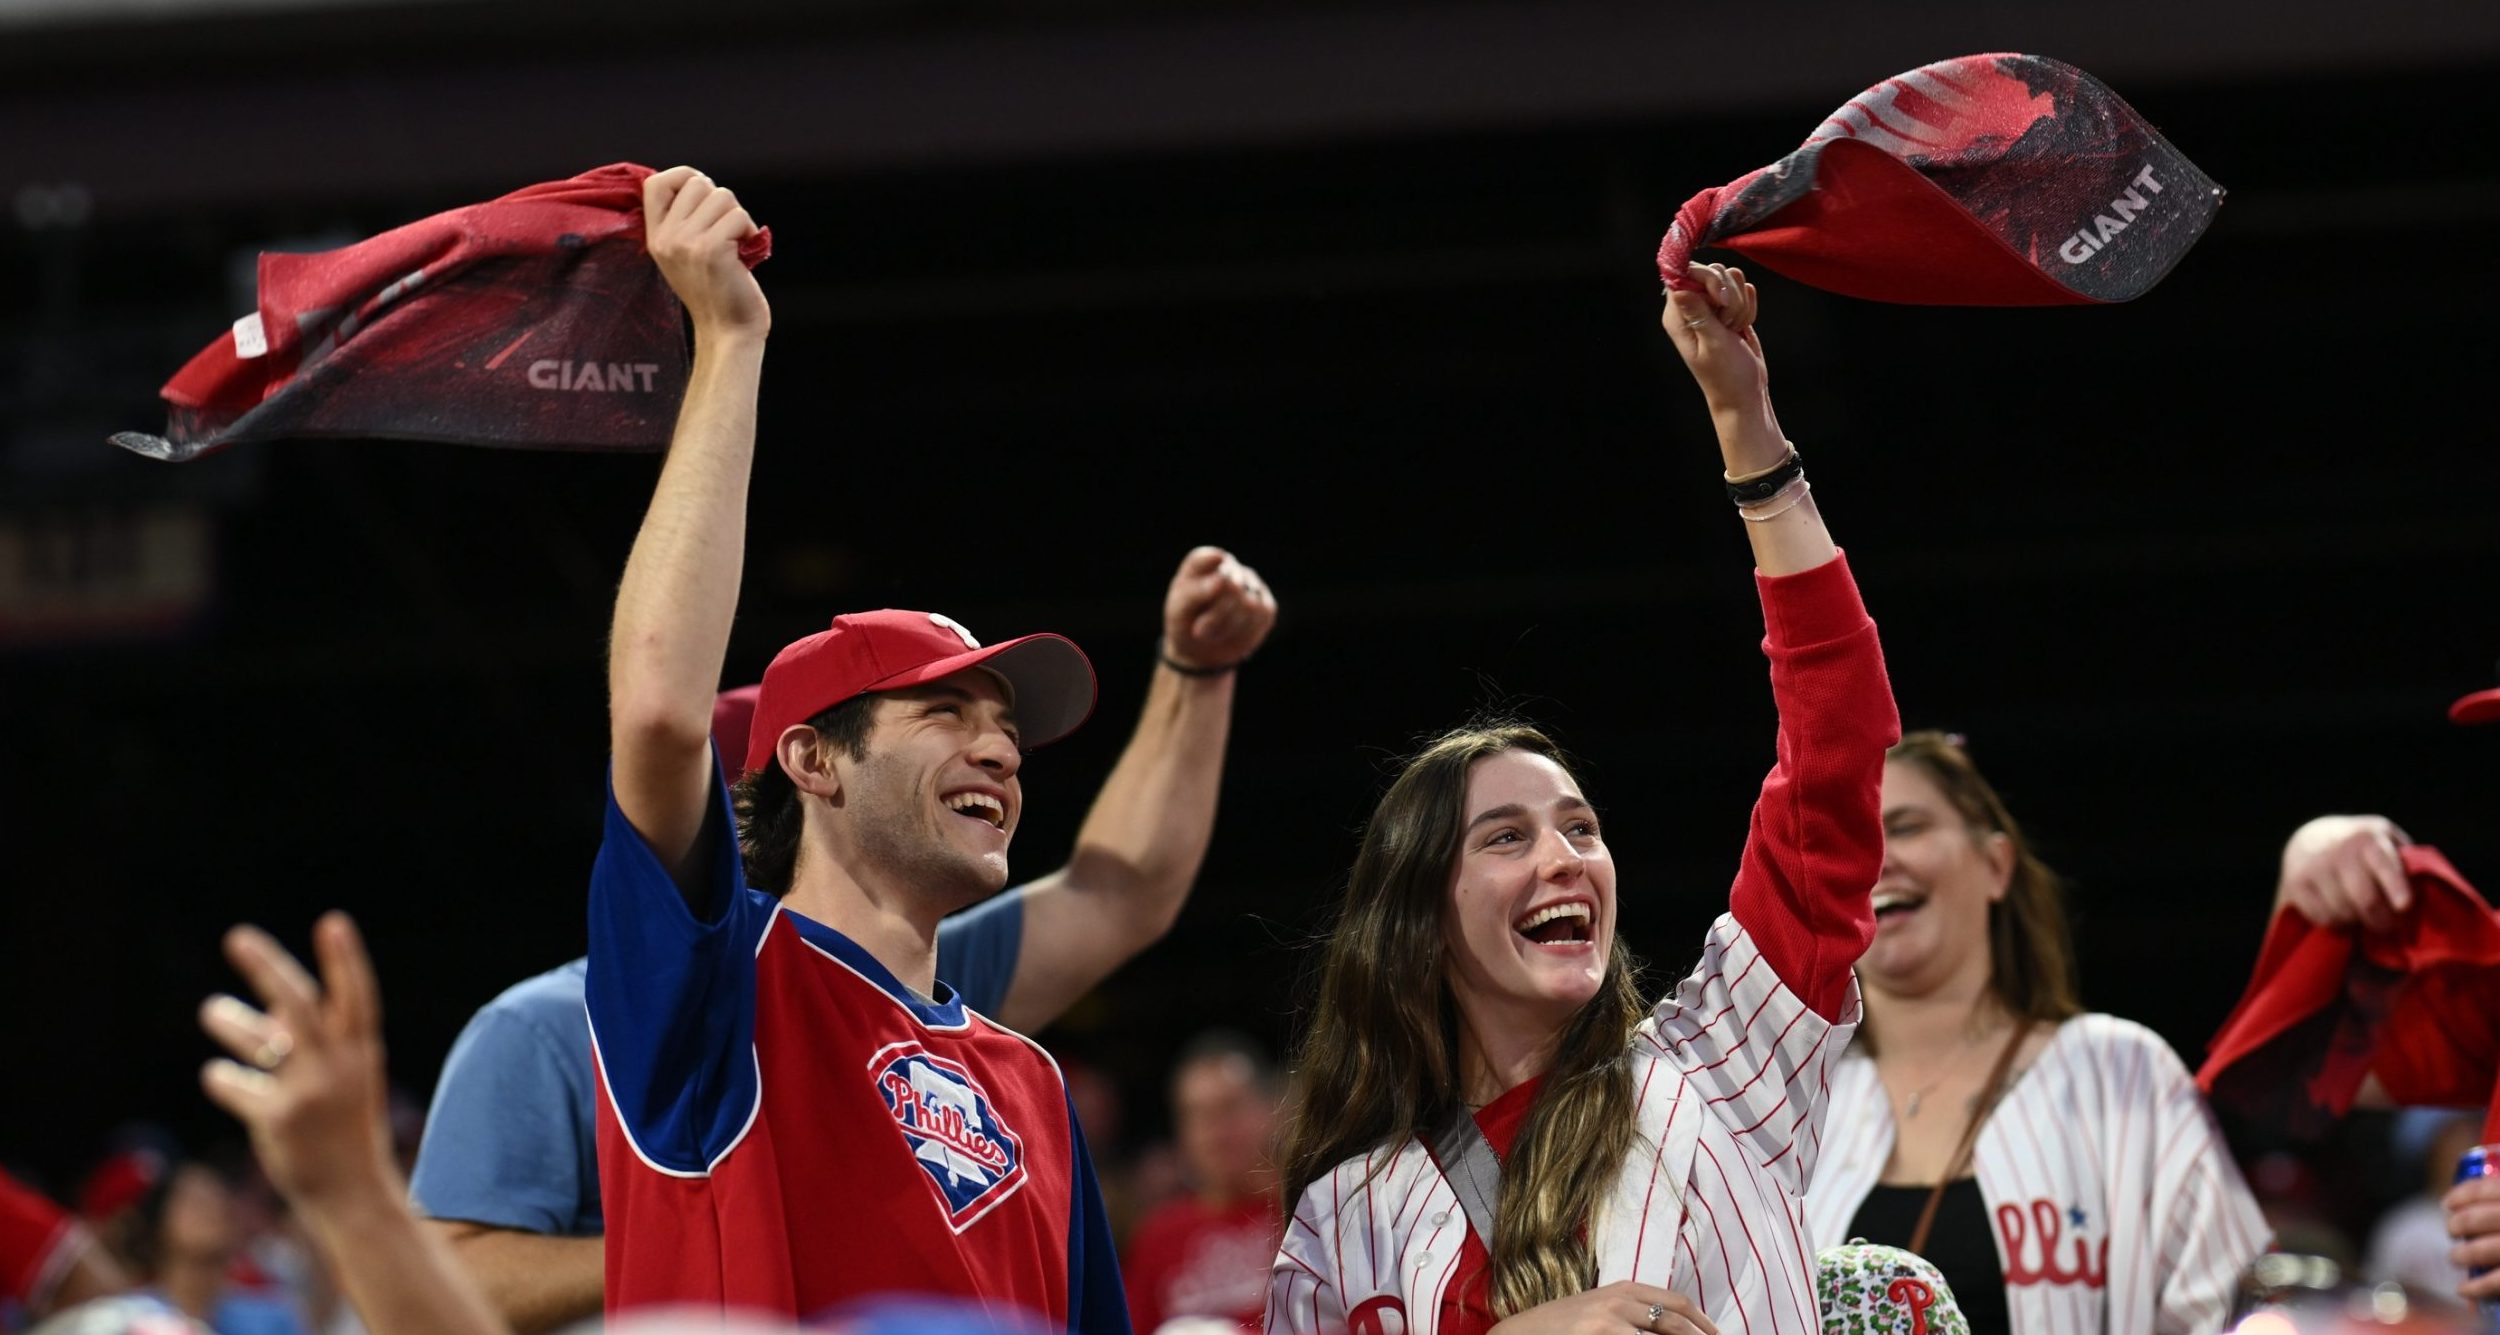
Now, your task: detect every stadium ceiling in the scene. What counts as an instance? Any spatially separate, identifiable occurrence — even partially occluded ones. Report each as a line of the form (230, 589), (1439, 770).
(4, 0), (2496, 217)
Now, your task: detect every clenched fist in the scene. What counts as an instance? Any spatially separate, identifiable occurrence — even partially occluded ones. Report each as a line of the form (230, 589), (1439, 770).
(2275, 813), (2413, 932)
(642, 165), (769, 338)
(1162, 547), (1277, 673)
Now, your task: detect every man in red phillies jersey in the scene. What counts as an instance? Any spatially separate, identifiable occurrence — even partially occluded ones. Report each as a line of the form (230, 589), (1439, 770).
(587, 167), (1126, 1331)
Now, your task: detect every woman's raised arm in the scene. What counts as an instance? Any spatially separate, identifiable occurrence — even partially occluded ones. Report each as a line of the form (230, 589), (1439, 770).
(1660, 263), (1835, 577)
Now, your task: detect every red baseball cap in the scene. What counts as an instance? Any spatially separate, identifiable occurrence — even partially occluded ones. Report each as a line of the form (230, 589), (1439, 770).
(2451, 678), (2500, 727)
(741, 610), (1095, 777)
(714, 684), (762, 762)
(78, 1148), (165, 1220)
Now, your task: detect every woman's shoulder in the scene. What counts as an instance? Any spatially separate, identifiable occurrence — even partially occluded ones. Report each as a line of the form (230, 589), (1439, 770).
(1289, 1137), (1436, 1216)
(2039, 1012), (2200, 1086)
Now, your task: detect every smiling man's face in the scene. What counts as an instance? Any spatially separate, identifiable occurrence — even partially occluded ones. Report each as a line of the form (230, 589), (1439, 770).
(835, 668), (1025, 912)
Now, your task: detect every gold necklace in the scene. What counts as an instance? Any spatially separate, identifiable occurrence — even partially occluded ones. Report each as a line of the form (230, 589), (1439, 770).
(1891, 1005), (2001, 1120)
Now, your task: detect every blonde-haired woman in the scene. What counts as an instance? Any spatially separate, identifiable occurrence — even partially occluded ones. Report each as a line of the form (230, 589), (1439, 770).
(1266, 264), (1898, 1335)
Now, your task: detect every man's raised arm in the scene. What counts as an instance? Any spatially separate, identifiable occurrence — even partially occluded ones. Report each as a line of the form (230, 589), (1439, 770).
(606, 167), (769, 886)
(997, 547), (1275, 1028)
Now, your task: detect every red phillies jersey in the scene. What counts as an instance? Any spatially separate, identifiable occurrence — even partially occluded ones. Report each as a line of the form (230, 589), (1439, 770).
(587, 766), (1127, 1330)
(1120, 1193), (1281, 1333)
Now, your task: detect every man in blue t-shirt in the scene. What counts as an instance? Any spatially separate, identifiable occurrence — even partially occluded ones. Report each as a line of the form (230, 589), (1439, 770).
(411, 546), (1276, 1332)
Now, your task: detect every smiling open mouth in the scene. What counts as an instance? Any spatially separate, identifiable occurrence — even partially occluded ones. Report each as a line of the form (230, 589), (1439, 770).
(1872, 890), (1927, 922)
(942, 791), (1006, 830)
(1514, 902), (1593, 947)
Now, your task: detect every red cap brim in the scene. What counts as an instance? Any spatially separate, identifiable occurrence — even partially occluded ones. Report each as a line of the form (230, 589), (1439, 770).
(2450, 687), (2500, 727)
(862, 632), (1098, 751)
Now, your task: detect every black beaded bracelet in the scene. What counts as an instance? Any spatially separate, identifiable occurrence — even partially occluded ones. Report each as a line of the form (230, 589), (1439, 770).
(1724, 445), (1804, 505)
(1158, 637), (1245, 677)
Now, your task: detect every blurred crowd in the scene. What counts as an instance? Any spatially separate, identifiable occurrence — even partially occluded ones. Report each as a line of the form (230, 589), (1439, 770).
(2, 1024), (2491, 1334)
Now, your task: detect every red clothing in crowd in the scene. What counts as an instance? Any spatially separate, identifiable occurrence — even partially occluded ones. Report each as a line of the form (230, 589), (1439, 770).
(1123, 1193), (1283, 1332)
(1, 1170), (83, 1313)
(2202, 844), (2500, 1142)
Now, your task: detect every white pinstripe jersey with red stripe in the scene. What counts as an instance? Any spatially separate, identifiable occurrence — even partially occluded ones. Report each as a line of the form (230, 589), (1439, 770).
(1809, 1013), (2272, 1335)
(1267, 913), (1860, 1335)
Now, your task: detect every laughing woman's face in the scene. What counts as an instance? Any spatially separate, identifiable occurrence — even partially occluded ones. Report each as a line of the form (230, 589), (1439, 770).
(1858, 759), (2013, 999)
(1443, 749), (1616, 1043)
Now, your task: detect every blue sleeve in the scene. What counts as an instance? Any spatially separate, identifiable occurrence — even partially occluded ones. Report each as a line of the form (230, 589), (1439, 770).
(409, 975), (603, 1234)
(584, 751), (775, 1175)
(1065, 1098), (1132, 1335)
(935, 887), (1027, 1018)
(211, 1296), (310, 1335)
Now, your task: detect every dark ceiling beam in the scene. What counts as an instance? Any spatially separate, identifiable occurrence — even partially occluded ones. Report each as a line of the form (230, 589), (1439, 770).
(7, 0), (2497, 220)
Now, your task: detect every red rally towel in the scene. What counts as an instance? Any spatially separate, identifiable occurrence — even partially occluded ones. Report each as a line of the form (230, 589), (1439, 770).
(111, 163), (771, 462)
(1656, 54), (2222, 305)
(2197, 846), (2500, 1144)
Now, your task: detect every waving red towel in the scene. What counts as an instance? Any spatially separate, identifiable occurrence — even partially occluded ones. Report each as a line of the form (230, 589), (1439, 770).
(112, 163), (770, 462)
(2198, 846), (2500, 1144)
(1656, 54), (2221, 305)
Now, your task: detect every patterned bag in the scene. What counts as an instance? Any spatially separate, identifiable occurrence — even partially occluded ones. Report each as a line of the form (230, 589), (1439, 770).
(1816, 1241), (1969, 1335)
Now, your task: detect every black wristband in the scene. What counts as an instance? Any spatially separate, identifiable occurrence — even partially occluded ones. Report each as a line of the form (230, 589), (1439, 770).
(1724, 446), (1804, 505)
(1158, 637), (1243, 677)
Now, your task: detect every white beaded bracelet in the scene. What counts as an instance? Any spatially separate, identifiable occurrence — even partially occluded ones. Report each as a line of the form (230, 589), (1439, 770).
(1735, 475), (1811, 522)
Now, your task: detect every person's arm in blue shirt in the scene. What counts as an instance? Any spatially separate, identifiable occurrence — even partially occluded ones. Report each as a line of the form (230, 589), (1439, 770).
(988, 548), (1275, 1031)
(409, 965), (605, 1335)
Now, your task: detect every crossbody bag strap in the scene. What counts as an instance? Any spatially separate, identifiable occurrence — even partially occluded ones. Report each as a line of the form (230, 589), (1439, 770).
(1430, 1104), (1505, 1248)
(1906, 1022), (2029, 1257)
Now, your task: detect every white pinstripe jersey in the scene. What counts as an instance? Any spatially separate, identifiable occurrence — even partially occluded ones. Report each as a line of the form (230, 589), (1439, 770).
(1809, 1014), (2271, 1335)
(1268, 913), (1861, 1335)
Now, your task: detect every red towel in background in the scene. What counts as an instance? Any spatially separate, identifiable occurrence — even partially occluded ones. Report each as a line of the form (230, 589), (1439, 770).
(2198, 846), (2500, 1144)
(112, 163), (770, 462)
(1656, 54), (2222, 306)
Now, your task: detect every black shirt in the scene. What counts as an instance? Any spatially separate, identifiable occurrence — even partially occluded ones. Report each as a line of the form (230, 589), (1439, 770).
(1847, 1178), (2011, 1335)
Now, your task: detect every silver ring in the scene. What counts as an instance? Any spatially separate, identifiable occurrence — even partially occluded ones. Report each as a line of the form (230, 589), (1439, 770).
(252, 1031), (294, 1070)
(1683, 317), (1710, 330)
(1647, 1303), (1667, 1328)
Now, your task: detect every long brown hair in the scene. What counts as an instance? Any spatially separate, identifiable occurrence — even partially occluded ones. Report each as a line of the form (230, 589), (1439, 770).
(1280, 722), (1648, 1317)
(1880, 730), (2082, 1033)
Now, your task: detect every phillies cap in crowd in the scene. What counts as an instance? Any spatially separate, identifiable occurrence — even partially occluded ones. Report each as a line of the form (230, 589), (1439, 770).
(742, 611), (1096, 777)
(714, 684), (763, 765)
(76, 1148), (165, 1222)
(111, 162), (770, 463)
(2448, 660), (2500, 726)
(1656, 53), (2223, 306)
(1816, 1241), (1969, 1335)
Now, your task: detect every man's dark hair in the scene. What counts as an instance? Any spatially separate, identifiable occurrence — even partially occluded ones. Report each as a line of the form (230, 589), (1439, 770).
(731, 693), (880, 897)
(1173, 1027), (1281, 1099)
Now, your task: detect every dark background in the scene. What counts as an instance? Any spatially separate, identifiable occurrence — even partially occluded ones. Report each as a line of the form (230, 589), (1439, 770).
(2, 0), (2496, 1230)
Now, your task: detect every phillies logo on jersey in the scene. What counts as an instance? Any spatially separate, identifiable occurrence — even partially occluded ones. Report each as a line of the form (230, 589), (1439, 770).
(1347, 1296), (1408, 1335)
(870, 1043), (1027, 1231)
(1997, 1199), (2110, 1288)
